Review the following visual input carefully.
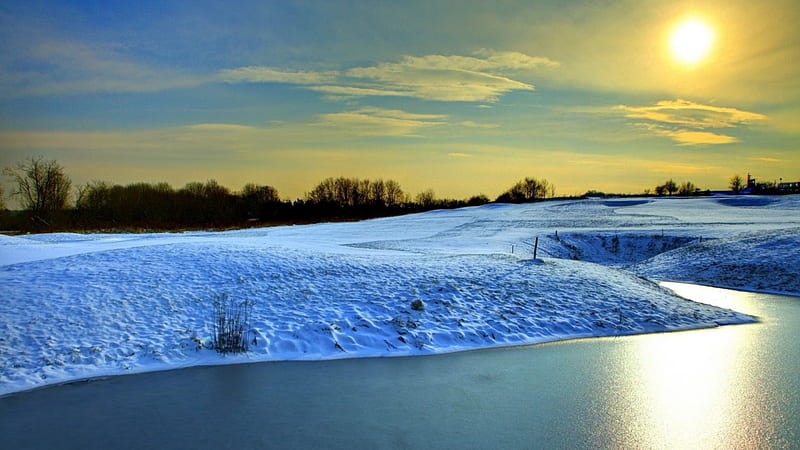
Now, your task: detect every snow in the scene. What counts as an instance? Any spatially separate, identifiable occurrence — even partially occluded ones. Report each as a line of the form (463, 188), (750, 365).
(1, 195), (798, 395)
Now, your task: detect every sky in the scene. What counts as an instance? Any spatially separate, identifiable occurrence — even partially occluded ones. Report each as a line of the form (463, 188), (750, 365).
(1, 0), (798, 203)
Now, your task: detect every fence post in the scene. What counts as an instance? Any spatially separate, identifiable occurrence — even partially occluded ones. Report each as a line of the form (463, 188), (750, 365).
(533, 236), (539, 259)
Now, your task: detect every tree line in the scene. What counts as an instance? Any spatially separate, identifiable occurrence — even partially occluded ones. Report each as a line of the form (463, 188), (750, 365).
(646, 174), (792, 196)
(8, 156), (768, 233)
(3, 157), (556, 231)
(648, 179), (707, 196)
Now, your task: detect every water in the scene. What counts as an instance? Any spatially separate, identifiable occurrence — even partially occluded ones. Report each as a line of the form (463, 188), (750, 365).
(1, 283), (798, 449)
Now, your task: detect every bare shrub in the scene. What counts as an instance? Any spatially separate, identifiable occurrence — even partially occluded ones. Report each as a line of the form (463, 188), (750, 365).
(211, 295), (253, 354)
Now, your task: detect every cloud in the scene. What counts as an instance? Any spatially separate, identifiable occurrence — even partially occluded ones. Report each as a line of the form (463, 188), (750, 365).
(460, 120), (500, 129)
(308, 85), (411, 99)
(617, 99), (766, 129)
(358, 51), (558, 74)
(317, 107), (447, 136)
(472, 49), (561, 70)
(217, 66), (337, 85)
(3, 39), (554, 104)
(0, 39), (207, 96)
(185, 123), (257, 131)
(617, 99), (766, 145)
(447, 152), (472, 158)
(341, 53), (538, 102)
(221, 50), (555, 103)
(650, 128), (740, 145)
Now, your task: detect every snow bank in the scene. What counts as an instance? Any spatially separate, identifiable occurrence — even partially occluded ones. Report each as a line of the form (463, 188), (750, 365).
(1, 195), (797, 395)
(631, 227), (800, 295)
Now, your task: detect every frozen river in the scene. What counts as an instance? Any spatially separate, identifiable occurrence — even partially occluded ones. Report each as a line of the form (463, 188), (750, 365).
(1, 283), (798, 449)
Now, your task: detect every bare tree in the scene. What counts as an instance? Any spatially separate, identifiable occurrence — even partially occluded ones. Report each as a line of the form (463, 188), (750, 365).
(307, 177), (405, 208)
(664, 179), (678, 196)
(415, 189), (437, 208)
(497, 177), (554, 202)
(384, 179), (404, 206)
(306, 177), (336, 204)
(729, 174), (744, 193)
(678, 181), (698, 195)
(4, 157), (71, 223)
(369, 179), (386, 206)
(654, 179), (678, 196)
(241, 183), (280, 220)
(241, 183), (279, 203)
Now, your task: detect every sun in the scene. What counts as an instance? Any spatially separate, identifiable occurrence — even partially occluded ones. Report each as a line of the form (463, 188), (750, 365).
(669, 18), (715, 66)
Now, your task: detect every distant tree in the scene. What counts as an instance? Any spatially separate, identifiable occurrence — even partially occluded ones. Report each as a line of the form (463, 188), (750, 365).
(368, 179), (386, 206)
(75, 180), (111, 215)
(654, 179), (678, 196)
(678, 181), (698, 196)
(415, 189), (437, 208)
(496, 177), (554, 203)
(729, 174), (745, 193)
(467, 194), (490, 206)
(306, 177), (335, 204)
(179, 179), (233, 225)
(383, 179), (404, 206)
(0, 185), (5, 211)
(306, 177), (405, 209)
(242, 183), (279, 203)
(664, 179), (678, 196)
(584, 190), (606, 198)
(241, 183), (280, 220)
(75, 181), (179, 226)
(4, 157), (71, 224)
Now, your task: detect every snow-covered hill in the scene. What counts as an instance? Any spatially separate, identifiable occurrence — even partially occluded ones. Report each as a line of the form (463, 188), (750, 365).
(1, 195), (798, 395)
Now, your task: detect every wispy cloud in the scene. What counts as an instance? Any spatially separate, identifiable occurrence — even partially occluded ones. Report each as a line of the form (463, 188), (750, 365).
(317, 107), (447, 137)
(616, 99), (766, 145)
(216, 66), (337, 85)
(1, 39), (206, 96)
(222, 50), (557, 103)
(185, 123), (257, 132)
(459, 120), (500, 129)
(339, 52), (543, 102)
(642, 125), (740, 145)
(473, 49), (561, 70)
(3, 40), (556, 104)
(308, 85), (411, 100)
(617, 99), (766, 128)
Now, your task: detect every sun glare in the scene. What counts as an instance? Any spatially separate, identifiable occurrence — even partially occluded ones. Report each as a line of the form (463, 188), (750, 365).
(670, 18), (715, 66)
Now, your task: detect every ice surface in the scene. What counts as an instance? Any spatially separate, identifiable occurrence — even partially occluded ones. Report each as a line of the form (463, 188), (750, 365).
(1, 195), (797, 395)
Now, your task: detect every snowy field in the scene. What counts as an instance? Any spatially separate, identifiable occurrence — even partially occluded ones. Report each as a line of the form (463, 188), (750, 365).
(1, 195), (798, 395)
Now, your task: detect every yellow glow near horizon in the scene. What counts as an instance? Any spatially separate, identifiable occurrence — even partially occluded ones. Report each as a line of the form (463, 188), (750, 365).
(670, 18), (715, 66)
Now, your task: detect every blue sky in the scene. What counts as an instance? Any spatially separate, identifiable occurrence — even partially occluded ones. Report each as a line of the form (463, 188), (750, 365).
(1, 0), (798, 202)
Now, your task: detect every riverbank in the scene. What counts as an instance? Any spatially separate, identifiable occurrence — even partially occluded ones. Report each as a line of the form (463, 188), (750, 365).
(1, 283), (797, 449)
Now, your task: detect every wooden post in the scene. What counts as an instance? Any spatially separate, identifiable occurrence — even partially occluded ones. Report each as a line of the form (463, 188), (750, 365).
(533, 236), (539, 259)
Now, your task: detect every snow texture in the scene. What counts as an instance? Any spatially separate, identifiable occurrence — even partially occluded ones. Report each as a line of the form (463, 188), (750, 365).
(1, 195), (797, 395)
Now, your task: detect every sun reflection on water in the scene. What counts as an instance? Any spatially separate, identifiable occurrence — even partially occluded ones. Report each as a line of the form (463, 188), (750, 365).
(616, 283), (777, 449)
(634, 328), (741, 447)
